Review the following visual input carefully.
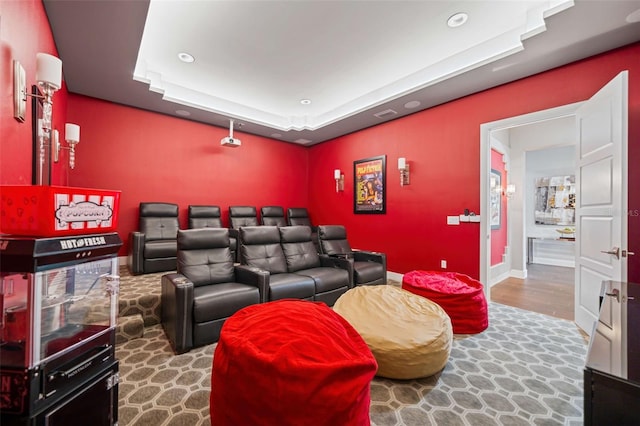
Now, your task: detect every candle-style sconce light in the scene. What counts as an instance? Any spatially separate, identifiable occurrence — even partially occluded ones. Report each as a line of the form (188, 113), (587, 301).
(55, 123), (81, 169)
(14, 53), (62, 131)
(398, 157), (410, 186)
(334, 169), (344, 192)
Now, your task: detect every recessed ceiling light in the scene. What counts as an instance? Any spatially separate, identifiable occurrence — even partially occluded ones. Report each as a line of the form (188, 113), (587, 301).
(404, 100), (421, 109)
(175, 109), (191, 116)
(447, 12), (468, 28)
(300, 99), (312, 105)
(177, 52), (195, 63)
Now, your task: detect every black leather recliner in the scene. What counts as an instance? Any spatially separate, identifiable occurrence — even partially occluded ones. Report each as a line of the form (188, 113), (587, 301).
(287, 207), (318, 251)
(239, 226), (351, 306)
(286, 207), (315, 229)
(279, 225), (351, 306)
(228, 206), (259, 261)
(317, 225), (387, 286)
(260, 206), (286, 226)
(188, 205), (222, 228)
(188, 205), (237, 262)
(229, 206), (259, 229)
(239, 226), (315, 302)
(128, 202), (179, 275)
(161, 228), (267, 354)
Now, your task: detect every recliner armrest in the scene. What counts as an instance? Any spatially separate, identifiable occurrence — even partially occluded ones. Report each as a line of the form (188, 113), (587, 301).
(353, 251), (387, 283)
(353, 250), (385, 264)
(235, 265), (270, 303)
(161, 273), (194, 354)
(319, 255), (355, 288)
(128, 232), (146, 275)
(327, 253), (354, 260)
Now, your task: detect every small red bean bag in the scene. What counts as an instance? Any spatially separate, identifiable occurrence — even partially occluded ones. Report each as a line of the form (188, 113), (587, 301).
(402, 270), (488, 334)
(210, 300), (378, 426)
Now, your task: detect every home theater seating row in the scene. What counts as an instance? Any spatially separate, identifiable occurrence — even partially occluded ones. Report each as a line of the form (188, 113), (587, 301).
(161, 225), (356, 353)
(126, 202), (388, 352)
(128, 203), (321, 275)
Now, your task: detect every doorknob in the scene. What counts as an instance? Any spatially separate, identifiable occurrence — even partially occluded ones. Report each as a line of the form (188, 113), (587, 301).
(622, 250), (635, 257)
(605, 288), (620, 303)
(601, 247), (620, 259)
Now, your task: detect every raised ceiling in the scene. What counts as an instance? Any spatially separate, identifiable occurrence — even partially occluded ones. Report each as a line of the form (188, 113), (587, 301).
(44, 0), (640, 145)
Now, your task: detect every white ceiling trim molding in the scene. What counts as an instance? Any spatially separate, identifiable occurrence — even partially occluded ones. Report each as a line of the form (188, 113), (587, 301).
(132, 0), (574, 132)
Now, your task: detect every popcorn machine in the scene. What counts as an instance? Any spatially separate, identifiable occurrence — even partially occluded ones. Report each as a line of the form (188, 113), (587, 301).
(0, 185), (122, 425)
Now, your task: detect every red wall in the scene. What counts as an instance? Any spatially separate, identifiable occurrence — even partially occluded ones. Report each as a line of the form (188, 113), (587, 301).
(308, 42), (640, 279)
(0, 0), (70, 186)
(66, 96), (309, 255)
(307, 107), (481, 277)
(490, 149), (507, 266)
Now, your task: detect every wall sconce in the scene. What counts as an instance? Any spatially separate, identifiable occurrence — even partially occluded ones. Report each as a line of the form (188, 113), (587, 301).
(55, 123), (81, 168)
(505, 183), (516, 198)
(398, 157), (410, 186)
(334, 169), (344, 192)
(14, 53), (62, 130)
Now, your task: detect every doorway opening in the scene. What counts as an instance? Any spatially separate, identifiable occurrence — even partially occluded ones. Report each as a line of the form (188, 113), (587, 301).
(481, 71), (628, 335)
(479, 102), (583, 320)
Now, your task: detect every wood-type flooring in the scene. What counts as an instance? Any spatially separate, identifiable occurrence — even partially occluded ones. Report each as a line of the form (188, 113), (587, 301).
(491, 263), (575, 321)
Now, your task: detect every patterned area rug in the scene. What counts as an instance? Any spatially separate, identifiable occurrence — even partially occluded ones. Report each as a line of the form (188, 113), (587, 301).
(116, 301), (587, 426)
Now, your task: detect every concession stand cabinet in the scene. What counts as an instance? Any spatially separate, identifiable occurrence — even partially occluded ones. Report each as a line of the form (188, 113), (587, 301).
(0, 185), (121, 425)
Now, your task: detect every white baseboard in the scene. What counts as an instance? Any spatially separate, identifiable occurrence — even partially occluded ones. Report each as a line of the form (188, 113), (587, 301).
(387, 271), (403, 283)
(532, 258), (575, 268)
(510, 269), (527, 279)
(489, 268), (527, 287)
(489, 270), (510, 287)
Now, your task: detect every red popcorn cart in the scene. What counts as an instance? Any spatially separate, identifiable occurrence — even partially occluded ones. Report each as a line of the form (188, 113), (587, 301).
(0, 185), (120, 237)
(0, 185), (122, 425)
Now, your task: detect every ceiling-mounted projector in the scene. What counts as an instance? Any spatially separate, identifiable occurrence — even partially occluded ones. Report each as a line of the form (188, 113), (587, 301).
(221, 119), (241, 147)
(221, 136), (241, 147)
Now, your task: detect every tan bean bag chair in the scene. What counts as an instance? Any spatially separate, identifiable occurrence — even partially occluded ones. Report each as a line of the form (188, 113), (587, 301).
(334, 285), (452, 380)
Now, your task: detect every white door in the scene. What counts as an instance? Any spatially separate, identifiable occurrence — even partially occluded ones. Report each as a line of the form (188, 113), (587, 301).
(574, 71), (628, 335)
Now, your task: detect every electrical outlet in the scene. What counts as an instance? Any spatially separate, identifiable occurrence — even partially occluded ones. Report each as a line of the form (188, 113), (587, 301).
(441, 260), (447, 269)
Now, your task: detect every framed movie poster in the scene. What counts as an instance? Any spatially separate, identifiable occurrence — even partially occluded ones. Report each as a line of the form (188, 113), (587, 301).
(490, 168), (501, 229)
(354, 155), (386, 214)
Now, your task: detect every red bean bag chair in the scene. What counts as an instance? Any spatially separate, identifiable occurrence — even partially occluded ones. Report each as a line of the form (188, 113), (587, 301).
(402, 270), (488, 334)
(210, 300), (378, 426)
